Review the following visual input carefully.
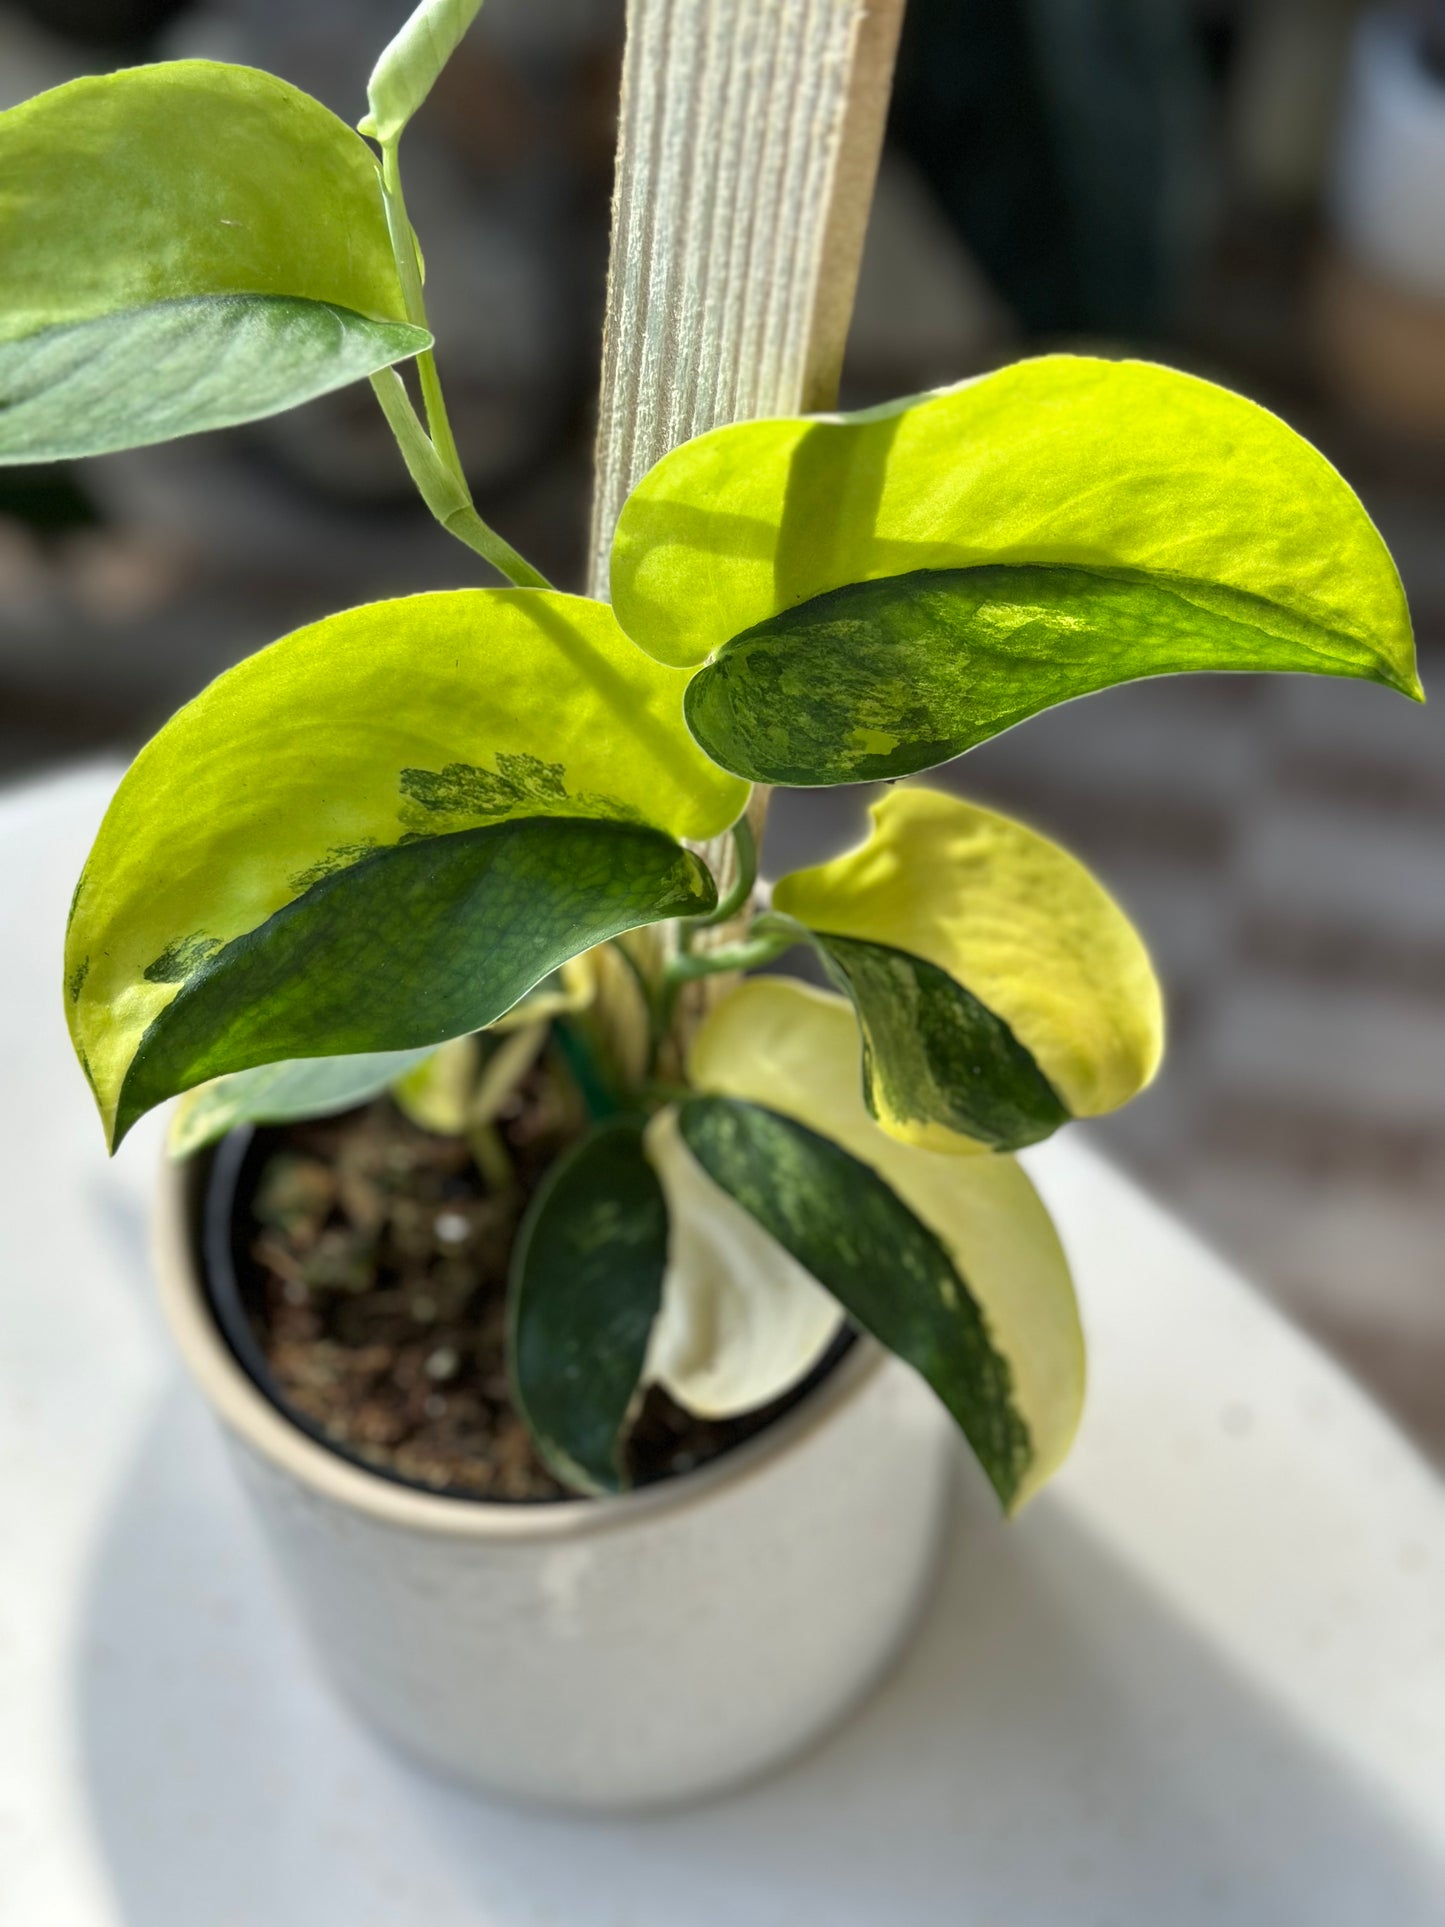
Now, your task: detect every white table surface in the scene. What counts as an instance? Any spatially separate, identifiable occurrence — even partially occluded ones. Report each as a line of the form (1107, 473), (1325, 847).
(2, 765), (1442, 1927)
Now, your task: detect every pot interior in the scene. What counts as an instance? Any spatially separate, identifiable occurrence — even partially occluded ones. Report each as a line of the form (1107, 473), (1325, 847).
(200, 1111), (854, 1507)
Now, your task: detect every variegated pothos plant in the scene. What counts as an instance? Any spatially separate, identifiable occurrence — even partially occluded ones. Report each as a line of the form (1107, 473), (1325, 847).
(9, 1), (1420, 1506)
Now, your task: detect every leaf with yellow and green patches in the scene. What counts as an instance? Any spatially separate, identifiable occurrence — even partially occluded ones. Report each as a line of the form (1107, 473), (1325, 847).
(611, 356), (1419, 781)
(772, 787), (1162, 1154)
(0, 62), (428, 461)
(688, 976), (1085, 1509)
(510, 1116), (670, 1494)
(67, 589), (745, 1148)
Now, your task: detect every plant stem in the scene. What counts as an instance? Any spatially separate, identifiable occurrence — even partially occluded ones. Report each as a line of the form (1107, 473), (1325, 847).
(660, 911), (803, 1014)
(467, 1121), (516, 1195)
(683, 816), (757, 943)
(373, 140), (552, 591)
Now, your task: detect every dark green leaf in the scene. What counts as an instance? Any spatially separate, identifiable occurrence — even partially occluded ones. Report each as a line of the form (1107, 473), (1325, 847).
(114, 818), (715, 1148)
(811, 932), (1070, 1151)
(678, 1096), (1032, 1507)
(684, 563), (1418, 786)
(510, 1116), (669, 1494)
(67, 587), (744, 1148)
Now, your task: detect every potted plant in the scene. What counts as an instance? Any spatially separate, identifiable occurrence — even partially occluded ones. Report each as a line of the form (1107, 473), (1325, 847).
(5, 0), (1419, 1810)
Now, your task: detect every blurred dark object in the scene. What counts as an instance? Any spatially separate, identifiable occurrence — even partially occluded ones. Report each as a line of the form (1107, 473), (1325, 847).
(0, 466), (98, 535)
(890, 0), (1212, 335)
(1421, 0), (1445, 81)
(8, 0), (194, 50)
(1315, 5), (1445, 439)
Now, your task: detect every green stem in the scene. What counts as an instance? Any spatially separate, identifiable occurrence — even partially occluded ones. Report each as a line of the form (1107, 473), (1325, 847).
(373, 141), (552, 591)
(684, 816), (758, 941)
(369, 372), (549, 585)
(659, 911), (804, 1027)
(467, 1121), (516, 1195)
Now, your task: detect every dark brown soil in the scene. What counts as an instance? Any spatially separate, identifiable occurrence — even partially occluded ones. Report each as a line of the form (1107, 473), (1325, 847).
(236, 1057), (841, 1501)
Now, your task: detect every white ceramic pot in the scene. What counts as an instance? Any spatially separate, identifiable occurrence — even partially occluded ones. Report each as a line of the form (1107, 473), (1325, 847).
(154, 1151), (957, 1812)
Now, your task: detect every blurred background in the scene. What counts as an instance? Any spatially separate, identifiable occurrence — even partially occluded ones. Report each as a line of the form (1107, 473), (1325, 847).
(2, 0), (1442, 1457)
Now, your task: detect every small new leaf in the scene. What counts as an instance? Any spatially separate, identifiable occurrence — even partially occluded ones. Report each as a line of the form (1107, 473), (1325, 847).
(365, 0), (484, 145)
(510, 1117), (669, 1494)
(810, 933), (1069, 1152)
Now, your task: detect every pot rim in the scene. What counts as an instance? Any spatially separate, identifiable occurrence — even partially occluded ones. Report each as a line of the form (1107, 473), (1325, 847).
(154, 1146), (886, 1544)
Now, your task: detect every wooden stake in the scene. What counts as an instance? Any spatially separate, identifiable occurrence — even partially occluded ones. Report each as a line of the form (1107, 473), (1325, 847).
(588, 0), (907, 596)
(589, 0), (904, 1025)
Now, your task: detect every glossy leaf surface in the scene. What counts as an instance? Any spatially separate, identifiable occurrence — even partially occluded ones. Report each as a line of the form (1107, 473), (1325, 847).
(0, 63), (426, 459)
(114, 820), (711, 1149)
(68, 590), (742, 1146)
(364, 0), (483, 143)
(642, 1108), (843, 1418)
(773, 788), (1161, 1150)
(612, 357), (1416, 694)
(688, 560), (1425, 783)
(688, 978), (1084, 1506)
(510, 1117), (669, 1494)
(679, 1094), (1030, 1506)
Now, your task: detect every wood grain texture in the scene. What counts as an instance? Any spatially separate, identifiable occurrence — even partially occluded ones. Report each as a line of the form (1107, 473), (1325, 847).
(588, 0), (906, 597)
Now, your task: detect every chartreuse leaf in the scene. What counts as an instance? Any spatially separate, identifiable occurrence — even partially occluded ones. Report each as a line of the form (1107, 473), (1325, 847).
(363, 0), (483, 144)
(687, 978), (1084, 1508)
(641, 1108), (844, 1418)
(510, 1117), (669, 1494)
(610, 355), (1419, 781)
(772, 787), (1161, 1153)
(67, 590), (745, 1150)
(0, 62), (428, 461)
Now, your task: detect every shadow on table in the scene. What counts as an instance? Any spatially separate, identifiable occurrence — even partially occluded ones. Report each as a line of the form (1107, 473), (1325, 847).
(73, 1347), (1445, 1927)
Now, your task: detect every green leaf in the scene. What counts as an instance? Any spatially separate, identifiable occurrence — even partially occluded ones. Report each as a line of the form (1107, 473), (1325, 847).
(685, 562), (1423, 785)
(115, 818), (713, 1150)
(772, 787), (1161, 1152)
(610, 354), (1419, 748)
(808, 934), (1068, 1153)
(688, 976), (1084, 1508)
(0, 298), (428, 464)
(679, 1096), (1031, 1508)
(510, 1116), (669, 1494)
(168, 1048), (434, 1157)
(66, 589), (745, 1147)
(0, 62), (426, 461)
(363, 0), (483, 145)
